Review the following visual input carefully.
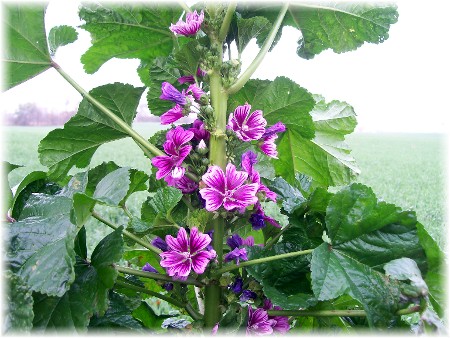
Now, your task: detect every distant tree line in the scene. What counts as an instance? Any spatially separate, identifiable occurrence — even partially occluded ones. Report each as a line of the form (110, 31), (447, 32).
(4, 102), (160, 126)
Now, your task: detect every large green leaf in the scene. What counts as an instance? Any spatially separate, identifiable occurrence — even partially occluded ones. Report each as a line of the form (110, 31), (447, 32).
(228, 77), (315, 140)
(3, 4), (52, 89)
(48, 25), (78, 55)
(275, 96), (359, 187)
(79, 4), (180, 74)
(3, 161), (23, 211)
(7, 194), (77, 297)
(310, 183), (427, 327)
(236, 16), (271, 54)
(38, 83), (144, 181)
(142, 186), (183, 222)
(33, 227), (124, 330)
(240, 3), (398, 59)
(4, 272), (34, 332)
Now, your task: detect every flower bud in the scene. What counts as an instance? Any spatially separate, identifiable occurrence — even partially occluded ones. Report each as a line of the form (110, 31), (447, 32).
(196, 139), (209, 155)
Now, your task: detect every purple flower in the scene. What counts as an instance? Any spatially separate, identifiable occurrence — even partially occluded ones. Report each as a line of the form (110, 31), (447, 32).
(250, 202), (281, 230)
(169, 10), (204, 36)
(163, 282), (174, 291)
(246, 306), (275, 335)
(178, 68), (207, 84)
(160, 104), (184, 125)
(263, 299), (290, 334)
(212, 323), (219, 335)
(229, 277), (244, 294)
(259, 122), (286, 159)
(227, 103), (267, 142)
(142, 263), (158, 273)
(241, 151), (277, 202)
(199, 163), (259, 212)
(224, 247), (248, 265)
(227, 234), (243, 250)
(165, 175), (199, 194)
(152, 236), (169, 252)
(187, 84), (205, 101)
(189, 119), (210, 141)
(151, 126), (194, 180)
(160, 227), (216, 279)
(242, 236), (255, 246)
(240, 289), (257, 302)
(160, 82), (187, 106)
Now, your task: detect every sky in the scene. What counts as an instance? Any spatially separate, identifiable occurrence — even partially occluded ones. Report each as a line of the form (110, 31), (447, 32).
(1, 0), (450, 133)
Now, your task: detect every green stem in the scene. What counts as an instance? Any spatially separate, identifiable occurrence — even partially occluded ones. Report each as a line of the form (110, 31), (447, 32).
(116, 266), (204, 287)
(115, 279), (185, 308)
(267, 305), (422, 317)
(215, 248), (314, 275)
(92, 211), (161, 255)
(264, 223), (292, 249)
(219, 2), (237, 42)
(52, 62), (164, 158)
(178, 1), (192, 13)
(226, 3), (289, 94)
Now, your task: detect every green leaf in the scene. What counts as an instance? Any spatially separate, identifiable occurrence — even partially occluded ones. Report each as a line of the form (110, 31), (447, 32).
(7, 194), (77, 297)
(186, 209), (213, 233)
(132, 302), (166, 329)
(174, 40), (201, 75)
(85, 161), (120, 195)
(3, 4), (52, 89)
(246, 245), (316, 310)
(3, 161), (23, 211)
(38, 83), (144, 181)
(48, 25), (78, 55)
(127, 217), (153, 236)
(288, 3), (399, 59)
(275, 96), (359, 187)
(122, 169), (149, 205)
(123, 249), (163, 271)
(384, 258), (428, 293)
(310, 183), (428, 327)
(145, 57), (182, 116)
(4, 271), (34, 332)
(268, 177), (306, 214)
(148, 186), (183, 220)
(88, 292), (143, 330)
(93, 167), (131, 206)
(79, 4), (180, 74)
(228, 77), (315, 140)
(260, 200), (289, 228)
(236, 16), (271, 54)
(33, 227), (125, 330)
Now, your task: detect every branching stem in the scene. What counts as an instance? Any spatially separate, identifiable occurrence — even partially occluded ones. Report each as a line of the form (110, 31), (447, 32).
(219, 2), (237, 42)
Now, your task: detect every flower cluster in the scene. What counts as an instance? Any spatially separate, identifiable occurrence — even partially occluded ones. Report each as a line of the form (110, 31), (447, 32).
(227, 104), (286, 158)
(159, 227), (216, 280)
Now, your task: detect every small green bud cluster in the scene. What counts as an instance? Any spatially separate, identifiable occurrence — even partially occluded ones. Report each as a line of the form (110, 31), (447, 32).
(222, 59), (242, 87)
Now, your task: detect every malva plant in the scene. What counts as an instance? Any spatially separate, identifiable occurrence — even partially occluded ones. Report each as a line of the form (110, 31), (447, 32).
(2, 1), (445, 334)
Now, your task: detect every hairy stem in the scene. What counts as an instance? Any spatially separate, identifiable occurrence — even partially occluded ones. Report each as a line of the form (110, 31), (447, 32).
(214, 248), (314, 275)
(267, 305), (422, 317)
(92, 211), (161, 255)
(227, 3), (289, 94)
(219, 2), (237, 42)
(116, 266), (204, 287)
(52, 62), (164, 158)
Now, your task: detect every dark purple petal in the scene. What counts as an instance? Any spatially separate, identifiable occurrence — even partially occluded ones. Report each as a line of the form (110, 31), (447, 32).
(271, 316), (290, 333)
(191, 250), (214, 274)
(241, 150), (258, 174)
(190, 227), (212, 253)
(160, 82), (186, 105)
(250, 213), (266, 230)
(240, 289), (257, 301)
(152, 237), (169, 252)
(199, 188), (224, 212)
(247, 307), (274, 336)
(197, 68), (207, 77)
(229, 277), (243, 294)
(202, 165), (226, 193)
(178, 75), (195, 84)
(224, 247), (248, 265)
(151, 156), (175, 179)
(160, 104), (184, 124)
(142, 263), (158, 273)
(263, 299), (273, 310)
(163, 282), (174, 291)
(165, 227), (189, 252)
(165, 175), (198, 194)
(242, 236), (255, 246)
(262, 122), (286, 138)
(226, 234), (243, 250)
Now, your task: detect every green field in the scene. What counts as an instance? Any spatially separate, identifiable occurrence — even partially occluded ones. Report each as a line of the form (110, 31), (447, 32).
(4, 125), (447, 249)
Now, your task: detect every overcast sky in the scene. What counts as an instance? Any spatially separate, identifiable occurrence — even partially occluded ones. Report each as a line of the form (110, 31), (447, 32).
(2, 0), (450, 132)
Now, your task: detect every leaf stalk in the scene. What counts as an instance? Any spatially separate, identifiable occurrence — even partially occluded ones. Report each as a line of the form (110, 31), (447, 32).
(116, 266), (204, 287)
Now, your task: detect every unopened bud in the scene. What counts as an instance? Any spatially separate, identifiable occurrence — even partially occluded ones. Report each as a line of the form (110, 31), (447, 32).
(196, 139), (209, 155)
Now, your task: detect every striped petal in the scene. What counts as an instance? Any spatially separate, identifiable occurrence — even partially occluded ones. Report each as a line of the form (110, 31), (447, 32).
(225, 163), (248, 191)
(165, 227), (189, 252)
(202, 165), (226, 193)
(199, 188), (224, 211)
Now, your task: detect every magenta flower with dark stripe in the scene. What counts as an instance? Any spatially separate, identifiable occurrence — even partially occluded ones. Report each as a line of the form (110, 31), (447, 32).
(259, 122), (286, 159)
(160, 227), (216, 280)
(169, 10), (204, 36)
(199, 163), (259, 211)
(227, 103), (267, 142)
(263, 299), (290, 334)
(187, 83), (205, 100)
(246, 306), (275, 335)
(189, 119), (210, 141)
(178, 68), (207, 84)
(160, 104), (184, 125)
(151, 126), (193, 180)
(165, 175), (199, 194)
